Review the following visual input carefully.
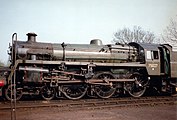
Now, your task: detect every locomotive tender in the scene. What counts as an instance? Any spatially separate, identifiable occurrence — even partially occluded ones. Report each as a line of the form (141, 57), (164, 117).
(2, 32), (177, 100)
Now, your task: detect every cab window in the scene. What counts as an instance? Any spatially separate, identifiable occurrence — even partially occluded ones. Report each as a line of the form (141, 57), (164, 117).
(146, 50), (159, 60)
(152, 51), (159, 59)
(146, 51), (152, 59)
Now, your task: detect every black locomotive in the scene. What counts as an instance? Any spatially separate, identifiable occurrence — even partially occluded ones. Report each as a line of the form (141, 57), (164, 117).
(1, 33), (177, 100)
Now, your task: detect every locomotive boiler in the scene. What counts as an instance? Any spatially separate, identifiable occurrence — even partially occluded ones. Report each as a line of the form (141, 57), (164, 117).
(14, 33), (137, 63)
(4, 32), (177, 100)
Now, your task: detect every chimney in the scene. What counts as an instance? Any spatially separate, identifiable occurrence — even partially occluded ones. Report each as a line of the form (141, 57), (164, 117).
(26, 32), (37, 42)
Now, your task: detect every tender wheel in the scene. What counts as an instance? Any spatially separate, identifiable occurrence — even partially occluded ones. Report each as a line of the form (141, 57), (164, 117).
(5, 84), (23, 100)
(94, 72), (116, 98)
(125, 73), (147, 97)
(41, 85), (55, 100)
(61, 84), (87, 100)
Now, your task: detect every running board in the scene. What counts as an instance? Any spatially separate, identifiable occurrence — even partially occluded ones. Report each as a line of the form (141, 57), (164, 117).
(47, 78), (135, 84)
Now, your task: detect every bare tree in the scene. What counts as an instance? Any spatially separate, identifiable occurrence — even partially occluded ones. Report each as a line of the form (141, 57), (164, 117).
(113, 26), (156, 44)
(162, 18), (177, 46)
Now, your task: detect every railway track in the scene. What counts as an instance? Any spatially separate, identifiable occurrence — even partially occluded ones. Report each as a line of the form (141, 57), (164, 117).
(0, 96), (176, 111)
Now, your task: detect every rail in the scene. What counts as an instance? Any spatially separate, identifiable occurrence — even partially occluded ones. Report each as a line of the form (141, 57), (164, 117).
(0, 96), (176, 111)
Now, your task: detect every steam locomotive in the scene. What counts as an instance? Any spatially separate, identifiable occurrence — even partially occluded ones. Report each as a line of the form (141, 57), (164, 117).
(1, 33), (177, 100)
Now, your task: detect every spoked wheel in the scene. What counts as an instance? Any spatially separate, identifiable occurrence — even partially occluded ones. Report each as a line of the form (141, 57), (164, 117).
(125, 73), (148, 97)
(94, 72), (116, 98)
(41, 85), (55, 100)
(61, 84), (88, 100)
(5, 84), (23, 100)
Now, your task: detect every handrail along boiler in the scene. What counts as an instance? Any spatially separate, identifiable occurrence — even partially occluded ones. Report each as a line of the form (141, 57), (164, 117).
(3, 32), (177, 100)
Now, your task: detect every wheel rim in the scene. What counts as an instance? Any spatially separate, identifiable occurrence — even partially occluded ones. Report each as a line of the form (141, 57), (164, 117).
(41, 85), (55, 100)
(94, 72), (116, 98)
(5, 84), (22, 100)
(62, 84), (87, 100)
(125, 74), (147, 97)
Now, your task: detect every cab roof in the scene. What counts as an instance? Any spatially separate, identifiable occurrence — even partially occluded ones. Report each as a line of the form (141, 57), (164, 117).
(129, 42), (160, 51)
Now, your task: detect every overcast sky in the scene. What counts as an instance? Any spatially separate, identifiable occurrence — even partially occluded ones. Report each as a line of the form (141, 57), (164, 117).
(0, 0), (177, 63)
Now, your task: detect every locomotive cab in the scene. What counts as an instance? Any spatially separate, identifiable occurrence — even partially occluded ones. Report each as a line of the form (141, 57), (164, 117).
(129, 42), (175, 77)
(130, 42), (176, 94)
(129, 42), (161, 76)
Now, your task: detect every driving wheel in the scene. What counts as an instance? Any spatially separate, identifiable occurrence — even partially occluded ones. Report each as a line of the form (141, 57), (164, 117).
(94, 72), (116, 98)
(61, 84), (87, 100)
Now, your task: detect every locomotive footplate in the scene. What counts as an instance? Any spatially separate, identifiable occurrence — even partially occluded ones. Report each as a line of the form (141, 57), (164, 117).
(86, 78), (135, 84)
(44, 78), (135, 84)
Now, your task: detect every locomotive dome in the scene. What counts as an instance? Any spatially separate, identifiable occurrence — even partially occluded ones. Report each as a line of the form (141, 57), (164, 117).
(90, 39), (103, 45)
